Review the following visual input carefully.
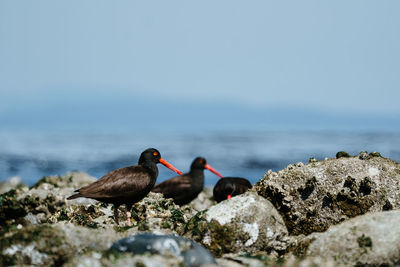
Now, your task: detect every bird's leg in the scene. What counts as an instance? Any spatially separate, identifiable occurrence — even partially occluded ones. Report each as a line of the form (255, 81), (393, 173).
(126, 204), (132, 226)
(114, 205), (120, 225)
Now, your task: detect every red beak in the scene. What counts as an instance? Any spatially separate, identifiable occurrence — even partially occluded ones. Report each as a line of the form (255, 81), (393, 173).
(227, 194), (232, 199)
(159, 158), (182, 175)
(204, 164), (223, 178)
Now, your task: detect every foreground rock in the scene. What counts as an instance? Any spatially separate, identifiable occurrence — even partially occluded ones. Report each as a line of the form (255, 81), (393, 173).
(0, 172), (286, 266)
(296, 210), (400, 266)
(0, 176), (25, 195)
(183, 192), (291, 256)
(254, 152), (400, 235)
(0, 173), (198, 265)
(111, 233), (216, 266)
(186, 187), (216, 213)
(0, 172), (193, 231)
(1, 223), (123, 266)
(2, 154), (400, 267)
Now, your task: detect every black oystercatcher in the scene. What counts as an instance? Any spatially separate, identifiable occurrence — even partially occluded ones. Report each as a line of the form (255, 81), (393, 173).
(152, 157), (223, 205)
(213, 177), (252, 202)
(67, 148), (182, 225)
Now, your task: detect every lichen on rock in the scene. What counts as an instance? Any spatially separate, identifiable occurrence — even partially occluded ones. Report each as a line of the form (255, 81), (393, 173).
(183, 192), (291, 256)
(0, 224), (69, 266)
(0, 172), (199, 266)
(1, 153), (399, 267)
(253, 152), (400, 235)
(296, 210), (400, 266)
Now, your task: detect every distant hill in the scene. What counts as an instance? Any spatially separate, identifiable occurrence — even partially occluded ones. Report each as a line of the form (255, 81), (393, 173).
(1, 93), (399, 132)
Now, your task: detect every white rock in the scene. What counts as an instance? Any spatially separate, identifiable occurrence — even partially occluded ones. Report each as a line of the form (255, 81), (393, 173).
(201, 192), (290, 253)
(303, 210), (400, 266)
(206, 194), (256, 225)
(4, 244), (48, 265)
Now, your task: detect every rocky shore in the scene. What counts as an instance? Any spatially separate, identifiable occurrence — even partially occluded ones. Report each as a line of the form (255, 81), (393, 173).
(1, 151), (399, 266)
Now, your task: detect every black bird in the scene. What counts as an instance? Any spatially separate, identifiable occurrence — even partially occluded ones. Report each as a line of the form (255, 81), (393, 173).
(213, 177), (252, 202)
(67, 148), (182, 225)
(152, 157), (223, 205)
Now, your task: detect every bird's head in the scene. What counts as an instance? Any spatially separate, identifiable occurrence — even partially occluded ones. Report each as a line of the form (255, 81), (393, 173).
(139, 148), (182, 175)
(191, 157), (223, 178)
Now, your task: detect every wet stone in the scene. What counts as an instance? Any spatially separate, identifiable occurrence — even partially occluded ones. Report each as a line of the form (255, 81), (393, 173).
(110, 233), (216, 267)
(336, 151), (350, 159)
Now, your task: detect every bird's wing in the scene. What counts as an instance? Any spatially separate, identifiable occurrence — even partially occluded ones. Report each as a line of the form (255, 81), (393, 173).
(236, 178), (252, 188)
(152, 174), (192, 196)
(79, 166), (151, 199)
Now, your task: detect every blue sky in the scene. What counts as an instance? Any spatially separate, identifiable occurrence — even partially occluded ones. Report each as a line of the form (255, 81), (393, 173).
(0, 1), (399, 130)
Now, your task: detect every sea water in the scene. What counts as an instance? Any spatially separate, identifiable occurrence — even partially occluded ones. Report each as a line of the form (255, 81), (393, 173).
(0, 130), (399, 186)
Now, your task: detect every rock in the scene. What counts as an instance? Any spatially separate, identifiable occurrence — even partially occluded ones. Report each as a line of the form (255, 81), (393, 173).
(183, 192), (291, 256)
(0, 173), (200, 266)
(358, 151), (369, 160)
(281, 254), (336, 267)
(308, 157), (318, 163)
(131, 192), (191, 232)
(369, 151), (382, 157)
(0, 172), (193, 232)
(3, 159), (399, 266)
(0, 173), (102, 231)
(110, 233), (216, 267)
(0, 222), (134, 266)
(0, 199), (192, 266)
(296, 210), (400, 266)
(0, 176), (25, 195)
(67, 252), (186, 267)
(186, 187), (216, 214)
(32, 172), (97, 190)
(217, 252), (279, 267)
(253, 153), (400, 235)
(336, 151), (350, 159)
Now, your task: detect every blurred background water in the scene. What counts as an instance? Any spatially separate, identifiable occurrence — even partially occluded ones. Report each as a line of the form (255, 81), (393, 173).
(1, 1), (399, 186)
(1, 129), (399, 186)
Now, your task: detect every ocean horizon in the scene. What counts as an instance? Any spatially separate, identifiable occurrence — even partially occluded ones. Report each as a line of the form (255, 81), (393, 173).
(1, 129), (399, 186)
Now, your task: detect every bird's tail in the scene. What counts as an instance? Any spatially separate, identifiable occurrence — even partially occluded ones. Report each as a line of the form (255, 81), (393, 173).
(67, 193), (82, 200)
(151, 184), (161, 193)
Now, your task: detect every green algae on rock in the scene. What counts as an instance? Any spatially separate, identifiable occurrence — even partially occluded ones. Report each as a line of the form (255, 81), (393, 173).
(183, 192), (291, 256)
(0, 190), (27, 231)
(336, 151), (350, 159)
(296, 210), (400, 266)
(2, 160), (399, 267)
(0, 172), (199, 266)
(32, 172), (97, 190)
(0, 224), (69, 266)
(253, 153), (400, 235)
(0, 177), (25, 195)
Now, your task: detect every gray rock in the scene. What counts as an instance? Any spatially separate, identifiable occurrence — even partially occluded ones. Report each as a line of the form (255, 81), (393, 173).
(281, 254), (336, 267)
(1, 223), (109, 266)
(217, 252), (280, 267)
(186, 187), (216, 214)
(67, 251), (194, 267)
(32, 171), (97, 191)
(298, 210), (400, 266)
(110, 233), (216, 267)
(0, 172), (193, 231)
(0, 172), (200, 266)
(253, 153), (400, 235)
(183, 192), (290, 256)
(0, 176), (25, 194)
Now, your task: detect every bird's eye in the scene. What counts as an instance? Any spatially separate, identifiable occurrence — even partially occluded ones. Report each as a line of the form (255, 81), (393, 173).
(153, 152), (158, 156)
(199, 159), (203, 164)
